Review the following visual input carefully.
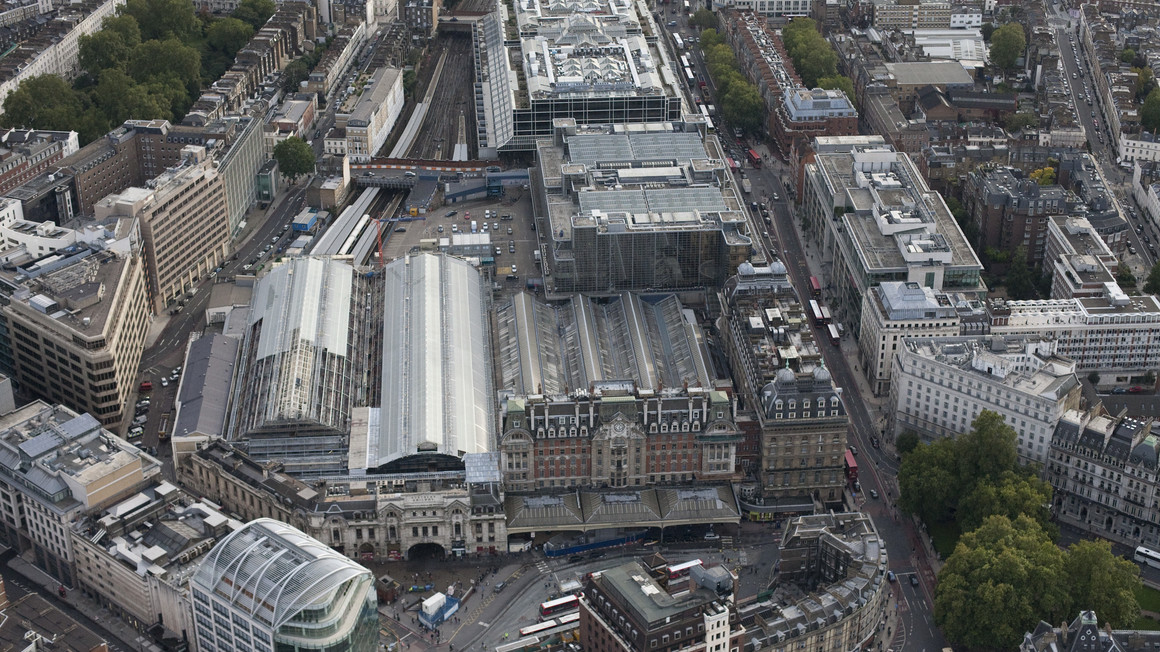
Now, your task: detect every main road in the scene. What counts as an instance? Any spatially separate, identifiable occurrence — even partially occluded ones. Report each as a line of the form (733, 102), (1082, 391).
(745, 158), (946, 652)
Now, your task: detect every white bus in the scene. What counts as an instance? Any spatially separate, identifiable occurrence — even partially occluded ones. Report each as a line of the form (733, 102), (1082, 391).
(673, 33), (684, 51)
(1135, 546), (1160, 568)
(684, 67), (695, 85)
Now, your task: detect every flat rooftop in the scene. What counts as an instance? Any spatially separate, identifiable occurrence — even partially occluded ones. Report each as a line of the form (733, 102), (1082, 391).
(901, 335), (1079, 399)
(0, 245), (133, 338)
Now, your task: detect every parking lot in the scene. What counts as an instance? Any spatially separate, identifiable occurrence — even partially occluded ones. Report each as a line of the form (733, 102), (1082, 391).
(381, 190), (540, 291)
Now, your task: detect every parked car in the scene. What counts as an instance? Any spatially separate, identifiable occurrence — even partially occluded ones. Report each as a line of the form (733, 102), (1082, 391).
(493, 582), (506, 593)
(139, 381), (153, 392)
(568, 555), (584, 563)
(1129, 386), (1145, 393)
(887, 571), (896, 582)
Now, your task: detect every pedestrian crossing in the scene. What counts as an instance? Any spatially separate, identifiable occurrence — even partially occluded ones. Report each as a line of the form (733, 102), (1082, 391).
(536, 560), (550, 574)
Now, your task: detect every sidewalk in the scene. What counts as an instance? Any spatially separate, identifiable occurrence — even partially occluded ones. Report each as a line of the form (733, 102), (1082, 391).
(7, 552), (162, 652)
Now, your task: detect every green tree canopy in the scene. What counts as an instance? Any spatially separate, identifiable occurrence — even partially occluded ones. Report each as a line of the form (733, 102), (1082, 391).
(956, 470), (1055, 537)
(122, 0), (201, 42)
(990, 22), (1026, 71)
(1121, 48), (1136, 64)
(935, 515), (1071, 649)
(232, 0), (276, 30)
(896, 431), (920, 456)
(91, 69), (173, 127)
(281, 58), (311, 93)
(797, 47), (838, 88)
(817, 75), (854, 100)
(699, 28), (723, 49)
(981, 22), (996, 42)
(128, 38), (202, 98)
(689, 8), (717, 30)
(0, 75), (88, 133)
(1142, 88), (1160, 133)
(899, 410), (1024, 525)
(207, 17), (254, 55)
(1144, 260), (1160, 295)
(1064, 540), (1141, 628)
(102, 13), (142, 48)
(1004, 111), (1039, 132)
(722, 82), (763, 133)
(1117, 260), (1138, 290)
(1006, 246), (1036, 299)
(78, 30), (133, 80)
(273, 136), (315, 182)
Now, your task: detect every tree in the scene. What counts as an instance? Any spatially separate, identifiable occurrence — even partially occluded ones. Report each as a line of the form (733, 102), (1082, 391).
(990, 23), (1026, 71)
(817, 75), (854, 100)
(122, 0), (201, 42)
(957, 471), (1055, 537)
(1029, 166), (1056, 185)
(1064, 540), (1141, 628)
(206, 17), (254, 55)
(1004, 111), (1038, 132)
(1133, 66), (1155, 103)
(282, 58), (311, 93)
(78, 30), (133, 79)
(0, 75), (87, 132)
(896, 431), (920, 456)
(1088, 371), (1101, 386)
(699, 28), (723, 49)
(722, 82), (763, 133)
(1121, 48), (1136, 64)
(981, 22), (996, 42)
(102, 14), (142, 48)
(273, 136), (315, 182)
(1142, 88), (1160, 133)
(898, 437), (961, 524)
(935, 515), (1070, 650)
(128, 38), (202, 98)
(1117, 260), (1138, 290)
(232, 0), (276, 30)
(91, 69), (172, 126)
(797, 47), (838, 88)
(1006, 246), (1036, 299)
(689, 8), (718, 30)
(1141, 259), (1160, 294)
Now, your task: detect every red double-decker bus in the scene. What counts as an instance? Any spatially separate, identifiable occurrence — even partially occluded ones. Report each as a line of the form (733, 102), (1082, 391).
(747, 149), (762, 168)
(844, 449), (858, 484)
(808, 276), (821, 298)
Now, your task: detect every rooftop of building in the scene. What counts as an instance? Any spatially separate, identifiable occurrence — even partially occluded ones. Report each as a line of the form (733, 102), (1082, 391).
(739, 512), (887, 648)
(589, 558), (731, 625)
(75, 479), (242, 589)
(1050, 215), (1116, 259)
(193, 440), (320, 510)
(1053, 408), (1158, 468)
(506, 486), (740, 532)
(173, 334), (239, 440)
(0, 401), (156, 508)
(538, 120), (750, 244)
(347, 68), (401, 126)
(511, 0), (677, 101)
(883, 61), (974, 86)
(367, 253), (493, 471)
(1024, 610), (1160, 652)
(494, 290), (714, 399)
(976, 166), (1067, 202)
(0, 590), (106, 651)
(811, 143), (982, 277)
(899, 335), (1079, 400)
(0, 243), (134, 339)
(191, 518), (372, 630)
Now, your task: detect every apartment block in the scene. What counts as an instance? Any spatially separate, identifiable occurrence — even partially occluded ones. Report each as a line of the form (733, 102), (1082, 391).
(863, 88), (930, 155)
(964, 167), (1068, 266)
(988, 294), (1160, 382)
(71, 480), (241, 644)
(890, 335), (1081, 464)
(0, 129), (78, 196)
(580, 559), (743, 652)
(858, 282), (965, 396)
(342, 67), (404, 161)
(801, 138), (984, 340)
(0, 242), (151, 430)
(1045, 408), (1159, 549)
(717, 262), (845, 507)
(306, 22), (366, 97)
(403, 0), (440, 37)
(0, 401), (160, 587)
(494, 291), (740, 492)
(57, 125), (145, 217)
(738, 512), (890, 652)
(94, 146), (230, 313)
(1024, 612), (1160, 652)
(537, 119), (751, 293)
(1045, 215), (1121, 300)
(714, 0), (811, 17)
(720, 12), (856, 157)
(873, 1), (952, 29)
(0, 0), (126, 115)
